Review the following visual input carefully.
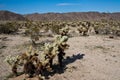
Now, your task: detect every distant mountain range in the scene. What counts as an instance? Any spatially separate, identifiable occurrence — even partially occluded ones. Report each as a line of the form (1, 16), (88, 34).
(0, 10), (26, 21)
(0, 10), (120, 21)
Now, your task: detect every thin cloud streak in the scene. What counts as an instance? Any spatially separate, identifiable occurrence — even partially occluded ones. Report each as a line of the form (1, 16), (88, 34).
(56, 3), (80, 6)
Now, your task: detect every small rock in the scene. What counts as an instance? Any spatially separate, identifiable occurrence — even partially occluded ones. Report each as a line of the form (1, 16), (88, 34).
(112, 55), (116, 57)
(105, 59), (108, 61)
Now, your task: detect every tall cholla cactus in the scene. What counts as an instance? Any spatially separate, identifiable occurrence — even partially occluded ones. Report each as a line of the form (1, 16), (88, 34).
(55, 26), (70, 67)
(57, 35), (69, 67)
(42, 26), (69, 68)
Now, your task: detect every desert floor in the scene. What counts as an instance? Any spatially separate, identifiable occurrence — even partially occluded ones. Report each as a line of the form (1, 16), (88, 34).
(0, 35), (120, 80)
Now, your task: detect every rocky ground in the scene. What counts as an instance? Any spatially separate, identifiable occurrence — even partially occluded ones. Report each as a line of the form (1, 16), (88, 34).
(0, 34), (120, 80)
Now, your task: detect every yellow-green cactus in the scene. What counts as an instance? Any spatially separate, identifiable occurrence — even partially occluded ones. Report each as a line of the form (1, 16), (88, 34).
(4, 55), (19, 66)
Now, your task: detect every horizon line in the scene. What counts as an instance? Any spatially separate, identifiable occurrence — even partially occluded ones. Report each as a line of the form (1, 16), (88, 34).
(0, 10), (120, 15)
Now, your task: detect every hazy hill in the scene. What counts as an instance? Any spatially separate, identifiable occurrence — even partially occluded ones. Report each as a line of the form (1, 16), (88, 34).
(25, 12), (120, 21)
(0, 10), (120, 21)
(0, 10), (25, 21)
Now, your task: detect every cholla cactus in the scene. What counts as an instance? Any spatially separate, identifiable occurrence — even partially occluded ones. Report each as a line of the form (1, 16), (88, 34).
(42, 43), (58, 68)
(59, 26), (69, 36)
(53, 27), (70, 67)
(40, 27), (70, 68)
(77, 26), (88, 36)
(22, 45), (39, 58)
(44, 43), (53, 54)
(4, 55), (19, 66)
(54, 35), (68, 43)
(54, 35), (69, 49)
(5, 27), (70, 79)
(22, 46), (39, 78)
(4, 55), (20, 76)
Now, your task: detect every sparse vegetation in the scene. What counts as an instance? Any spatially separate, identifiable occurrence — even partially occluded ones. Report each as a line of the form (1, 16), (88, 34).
(0, 22), (18, 34)
(0, 18), (120, 80)
(4, 27), (70, 79)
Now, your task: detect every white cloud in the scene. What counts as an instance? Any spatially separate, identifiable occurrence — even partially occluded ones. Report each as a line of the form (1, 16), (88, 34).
(56, 3), (80, 6)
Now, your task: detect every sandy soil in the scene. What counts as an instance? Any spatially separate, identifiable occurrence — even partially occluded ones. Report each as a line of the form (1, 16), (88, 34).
(0, 35), (120, 80)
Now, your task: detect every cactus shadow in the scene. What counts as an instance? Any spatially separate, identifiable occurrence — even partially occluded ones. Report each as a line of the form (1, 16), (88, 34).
(63, 53), (85, 65)
(43, 53), (85, 79)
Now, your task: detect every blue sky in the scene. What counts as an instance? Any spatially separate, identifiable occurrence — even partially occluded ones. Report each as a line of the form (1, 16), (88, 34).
(0, 0), (120, 14)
